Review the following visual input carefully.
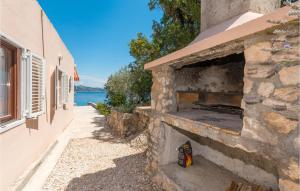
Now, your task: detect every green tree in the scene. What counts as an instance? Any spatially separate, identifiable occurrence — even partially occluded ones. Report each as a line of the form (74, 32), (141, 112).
(105, 67), (130, 107)
(104, 0), (201, 111)
(149, 0), (201, 56)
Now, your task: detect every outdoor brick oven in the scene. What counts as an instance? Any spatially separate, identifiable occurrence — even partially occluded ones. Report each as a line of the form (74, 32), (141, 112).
(144, 1), (299, 191)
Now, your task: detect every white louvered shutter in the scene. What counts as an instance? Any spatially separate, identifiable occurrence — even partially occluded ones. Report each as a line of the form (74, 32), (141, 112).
(55, 66), (58, 109)
(27, 53), (46, 118)
(63, 73), (69, 103)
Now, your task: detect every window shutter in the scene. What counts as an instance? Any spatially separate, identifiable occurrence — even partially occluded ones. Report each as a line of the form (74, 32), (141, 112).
(63, 73), (69, 104)
(69, 76), (73, 93)
(27, 53), (46, 118)
(55, 66), (58, 109)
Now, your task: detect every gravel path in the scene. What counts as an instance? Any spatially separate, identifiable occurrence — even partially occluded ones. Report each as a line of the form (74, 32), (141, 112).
(43, 121), (161, 191)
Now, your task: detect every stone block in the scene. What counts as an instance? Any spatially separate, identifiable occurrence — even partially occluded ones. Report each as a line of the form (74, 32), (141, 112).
(263, 112), (298, 134)
(245, 65), (275, 79)
(293, 135), (300, 151)
(258, 82), (275, 97)
(244, 42), (272, 65)
(279, 179), (300, 191)
(274, 87), (300, 103)
(282, 158), (300, 181)
(272, 49), (300, 64)
(242, 117), (278, 145)
(243, 78), (253, 94)
(262, 99), (287, 111)
(279, 65), (300, 86)
(244, 95), (262, 104)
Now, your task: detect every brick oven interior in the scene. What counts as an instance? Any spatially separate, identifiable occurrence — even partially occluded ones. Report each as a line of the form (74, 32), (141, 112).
(174, 53), (245, 133)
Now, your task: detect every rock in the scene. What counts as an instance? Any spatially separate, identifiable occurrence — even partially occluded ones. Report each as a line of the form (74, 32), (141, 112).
(279, 65), (300, 86)
(244, 95), (262, 104)
(263, 112), (298, 134)
(274, 87), (300, 103)
(245, 65), (275, 78)
(293, 136), (300, 151)
(257, 82), (275, 97)
(243, 78), (253, 94)
(282, 158), (300, 181)
(272, 48), (300, 64)
(244, 42), (272, 65)
(279, 179), (300, 191)
(242, 117), (278, 145)
(262, 99), (287, 111)
(241, 99), (246, 109)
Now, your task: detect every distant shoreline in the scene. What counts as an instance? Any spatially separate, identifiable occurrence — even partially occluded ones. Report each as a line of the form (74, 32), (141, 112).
(75, 91), (105, 93)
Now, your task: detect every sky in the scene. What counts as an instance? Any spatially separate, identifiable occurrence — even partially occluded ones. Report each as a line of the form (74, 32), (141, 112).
(37, 0), (162, 88)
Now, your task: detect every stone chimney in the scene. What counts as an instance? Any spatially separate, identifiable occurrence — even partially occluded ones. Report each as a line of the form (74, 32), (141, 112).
(201, 0), (281, 31)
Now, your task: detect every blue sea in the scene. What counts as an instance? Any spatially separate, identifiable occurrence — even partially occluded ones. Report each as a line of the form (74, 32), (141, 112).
(75, 91), (107, 106)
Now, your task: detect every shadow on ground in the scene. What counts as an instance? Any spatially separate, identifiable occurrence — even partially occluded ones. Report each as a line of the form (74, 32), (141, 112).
(91, 115), (148, 145)
(64, 152), (159, 191)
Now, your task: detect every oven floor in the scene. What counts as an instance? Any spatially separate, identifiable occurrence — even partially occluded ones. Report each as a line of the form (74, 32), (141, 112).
(170, 109), (243, 132)
(160, 155), (248, 191)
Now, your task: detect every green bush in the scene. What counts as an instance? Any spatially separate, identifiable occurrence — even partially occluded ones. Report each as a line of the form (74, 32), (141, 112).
(96, 103), (111, 116)
(116, 102), (136, 113)
(105, 67), (130, 107)
(107, 92), (126, 107)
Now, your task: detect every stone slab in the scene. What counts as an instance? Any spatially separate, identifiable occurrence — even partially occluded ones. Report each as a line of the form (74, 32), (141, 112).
(160, 155), (248, 191)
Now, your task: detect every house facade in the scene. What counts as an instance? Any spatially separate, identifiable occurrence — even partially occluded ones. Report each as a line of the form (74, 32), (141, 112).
(145, 1), (299, 191)
(0, 0), (76, 190)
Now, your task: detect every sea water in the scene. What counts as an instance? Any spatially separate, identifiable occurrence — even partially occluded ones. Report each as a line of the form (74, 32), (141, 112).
(74, 91), (107, 106)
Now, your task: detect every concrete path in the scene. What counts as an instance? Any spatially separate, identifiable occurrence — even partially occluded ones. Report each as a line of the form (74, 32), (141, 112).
(22, 106), (105, 191)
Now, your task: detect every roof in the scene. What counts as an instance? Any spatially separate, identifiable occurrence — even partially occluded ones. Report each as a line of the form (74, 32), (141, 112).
(144, 6), (296, 70)
(74, 66), (80, 81)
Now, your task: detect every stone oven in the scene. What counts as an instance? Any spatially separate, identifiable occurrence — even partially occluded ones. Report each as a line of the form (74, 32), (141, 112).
(144, 1), (299, 191)
(175, 53), (245, 133)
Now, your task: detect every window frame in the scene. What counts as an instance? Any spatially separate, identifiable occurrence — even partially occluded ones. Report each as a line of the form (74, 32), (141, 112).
(55, 68), (69, 109)
(0, 40), (20, 124)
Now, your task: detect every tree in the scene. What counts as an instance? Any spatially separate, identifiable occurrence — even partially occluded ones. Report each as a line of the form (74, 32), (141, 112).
(104, 0), (201, 111)
(149, 0), (201, 56)
(105, 67), (130, 107)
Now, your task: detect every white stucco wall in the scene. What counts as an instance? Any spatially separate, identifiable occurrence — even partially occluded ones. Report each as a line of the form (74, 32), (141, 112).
(0, 0), (75, 190)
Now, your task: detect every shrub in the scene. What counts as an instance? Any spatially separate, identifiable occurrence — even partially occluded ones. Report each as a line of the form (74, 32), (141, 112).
(96, 103), (111, 116)
(107, 92), (126, 107)
(105, 67), (130, 107)
(116, 102), (136, 113)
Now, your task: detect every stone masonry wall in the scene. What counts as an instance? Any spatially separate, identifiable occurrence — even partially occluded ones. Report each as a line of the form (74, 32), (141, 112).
(146, 22), (299, 191)
(107, 107), (151, 138)
(146, 66), (176, 175)
(242, 22), (299, 191)
(175, 59), (244, 93)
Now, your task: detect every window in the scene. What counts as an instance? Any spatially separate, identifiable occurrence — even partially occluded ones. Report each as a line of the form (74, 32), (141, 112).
(0, 35), (46, 131)
(0, 41), (19, 123)
(55, 68), (69, 108)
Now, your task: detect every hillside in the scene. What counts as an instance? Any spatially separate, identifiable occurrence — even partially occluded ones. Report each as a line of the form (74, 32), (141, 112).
(75, 85), (104, 92)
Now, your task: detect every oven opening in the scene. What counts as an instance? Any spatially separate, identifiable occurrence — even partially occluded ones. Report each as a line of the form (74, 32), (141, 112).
(174, 52), (245, 133)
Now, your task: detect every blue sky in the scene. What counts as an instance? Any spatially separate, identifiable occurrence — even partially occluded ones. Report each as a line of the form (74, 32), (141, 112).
(37, 0), (162, 88)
